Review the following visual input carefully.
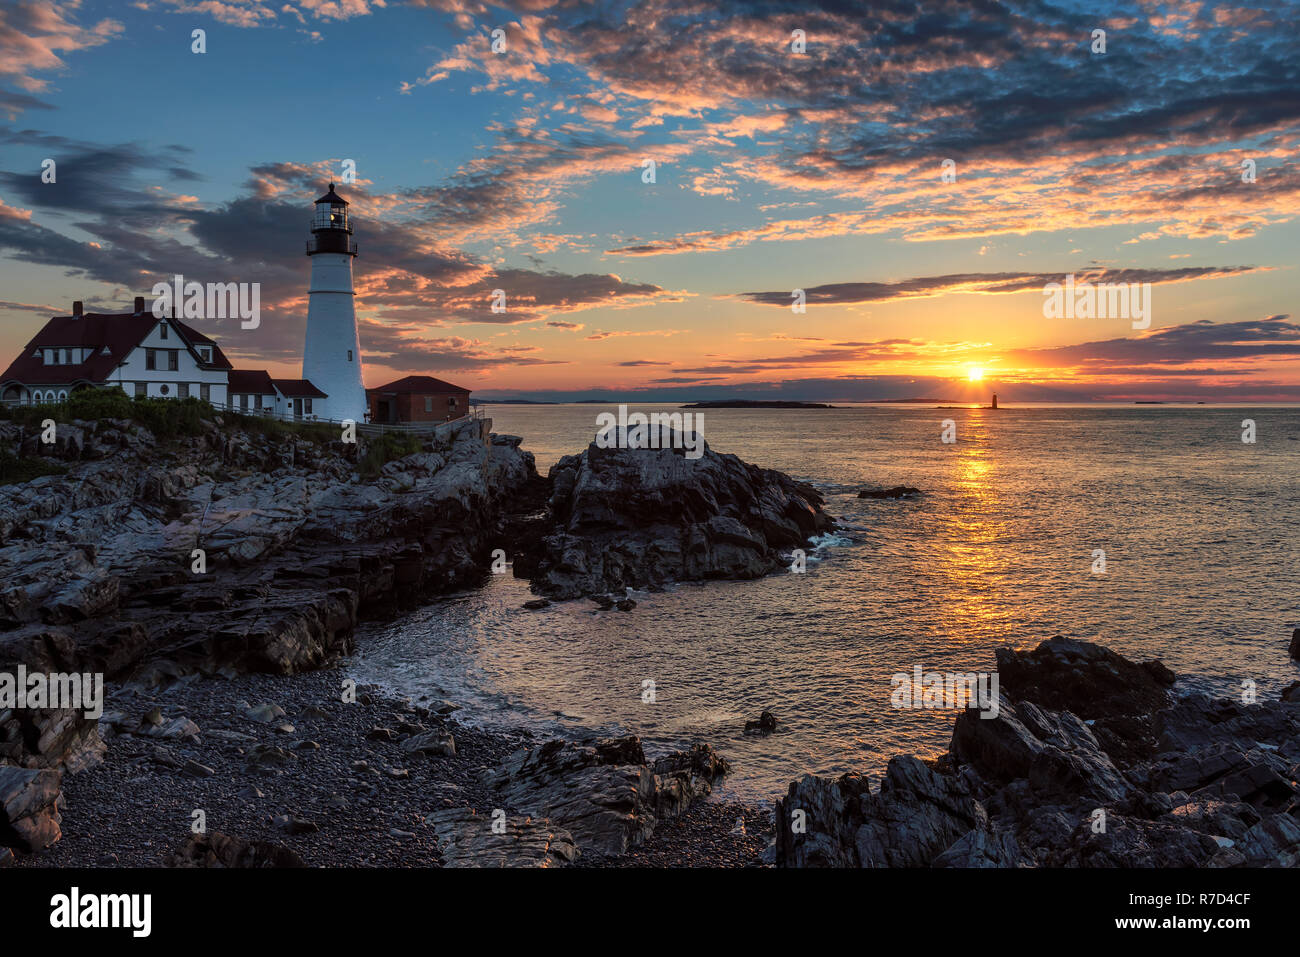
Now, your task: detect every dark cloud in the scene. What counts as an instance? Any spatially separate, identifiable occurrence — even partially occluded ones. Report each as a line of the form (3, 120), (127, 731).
(1008, 315), (1300, 368)
(736, 267), (1263, 306)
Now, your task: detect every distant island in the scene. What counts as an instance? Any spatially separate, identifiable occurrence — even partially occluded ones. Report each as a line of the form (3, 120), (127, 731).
(680, 400), (837, 409)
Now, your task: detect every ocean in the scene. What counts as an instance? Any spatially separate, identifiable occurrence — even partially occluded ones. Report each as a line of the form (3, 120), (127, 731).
(350, 403), (1300, 802)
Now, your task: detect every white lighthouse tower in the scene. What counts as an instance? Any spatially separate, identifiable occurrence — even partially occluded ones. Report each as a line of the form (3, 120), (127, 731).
(302, 183), (367, 422)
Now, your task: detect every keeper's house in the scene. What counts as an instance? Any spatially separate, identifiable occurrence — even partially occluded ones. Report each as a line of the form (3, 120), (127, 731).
(0, 298), (331, 421)
(0, 298), (233, 407)
(366, 375), (471, 424)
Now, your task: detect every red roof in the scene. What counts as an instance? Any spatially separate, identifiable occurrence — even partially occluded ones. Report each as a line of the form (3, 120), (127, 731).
(369, 375), (471, 394)
(227, 369), (276, 394)
(0, 310), (233, 386)
(272, 378), (327, 398)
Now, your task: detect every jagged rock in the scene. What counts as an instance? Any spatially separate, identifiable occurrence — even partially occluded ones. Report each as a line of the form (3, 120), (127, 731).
(530, 437), (834, 599)
(1290, 628), (1300, 660)
(481, 735), (729, 855)
(169, 831), (305, 868)
(0, 415), (540, 684)
(744, 710), (778, 735)
(401, 729), (456, 756)
(427, 808), (576, 867)
(0, 765), (63, 852)
(773, 772), (872, 867)
(777, 638), (1300, 868)
(774, 757), (998, 868)
(995, 636), (1175, 765)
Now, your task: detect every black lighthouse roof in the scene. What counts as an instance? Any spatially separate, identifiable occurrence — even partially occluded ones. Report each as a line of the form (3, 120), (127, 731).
(314, 183), (348, 206)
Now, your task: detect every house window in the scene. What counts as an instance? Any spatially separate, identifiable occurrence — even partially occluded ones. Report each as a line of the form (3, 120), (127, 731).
(179, 383), (190, 399)
(200, 383), (210, 402)
(145, 349), (157, 370)
(199, 348), (210, 362)
(160, 384), (170, 396)
(135, 382), (146, 397)
(160, 323), (168, 340)
(63, 349), (72, 364)
(425, 396), (433, 413)
(448, 397), (457, 408)
(167, 350), (179, 371)
(304, 398), (313, 415)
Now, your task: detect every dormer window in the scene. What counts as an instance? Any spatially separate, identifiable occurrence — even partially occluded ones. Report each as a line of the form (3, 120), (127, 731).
(199, 347), (211, 362)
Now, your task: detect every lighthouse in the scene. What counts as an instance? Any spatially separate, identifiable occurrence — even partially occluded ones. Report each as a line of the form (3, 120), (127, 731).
(302, 183), (367, 422)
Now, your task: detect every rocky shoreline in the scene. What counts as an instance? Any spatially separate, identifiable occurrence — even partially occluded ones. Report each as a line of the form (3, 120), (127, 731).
(4, 404), (1298, 868)
(7, 665), (765, 868)
(1, 404), (829, 867)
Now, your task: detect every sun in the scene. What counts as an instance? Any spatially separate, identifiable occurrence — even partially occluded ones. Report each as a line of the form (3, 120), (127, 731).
(967, 366), (985, 382)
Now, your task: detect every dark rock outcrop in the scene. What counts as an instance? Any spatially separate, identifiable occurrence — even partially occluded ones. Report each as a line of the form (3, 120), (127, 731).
(426, 808), (576, 868)
(857, 486), (921, 499)
(480, 735), (730, 856)
(0, 765), (63, 853)
(745, 710), (779, 735)
(527, 438), (834, 599)
(774, 637), (1300, 868)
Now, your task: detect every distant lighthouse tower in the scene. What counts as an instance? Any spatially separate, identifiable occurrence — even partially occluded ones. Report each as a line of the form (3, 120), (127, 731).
(303, 183), (367, 422)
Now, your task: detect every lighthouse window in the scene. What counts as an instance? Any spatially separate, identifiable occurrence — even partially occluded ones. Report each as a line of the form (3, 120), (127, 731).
(347, 350), (353, 362)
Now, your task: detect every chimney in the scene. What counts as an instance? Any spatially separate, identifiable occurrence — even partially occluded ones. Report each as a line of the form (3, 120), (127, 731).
(134, 296), (145, 315)
(72, 300), (83, 318)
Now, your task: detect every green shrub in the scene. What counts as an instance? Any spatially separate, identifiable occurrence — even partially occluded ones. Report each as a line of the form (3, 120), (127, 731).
(0, 449), (67, 486)
(229, 412), (336, 445)
(359, 431), (423, 478)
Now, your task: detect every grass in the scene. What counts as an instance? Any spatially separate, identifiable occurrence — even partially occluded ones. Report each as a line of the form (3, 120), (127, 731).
(1, 388), (338, 444)
(359, 431), (423, 478)
(0, 449), (67, 486)
(1, 387), (425, 481)
(1, 389), (207, 438)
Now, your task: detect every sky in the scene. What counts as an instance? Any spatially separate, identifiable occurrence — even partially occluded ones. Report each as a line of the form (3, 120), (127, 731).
(0, 0), (1297, 402)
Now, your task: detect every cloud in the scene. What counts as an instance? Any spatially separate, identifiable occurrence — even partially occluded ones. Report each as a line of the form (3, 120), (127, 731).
(734, 266), (1266, 306)
(1006, 315), (1300, 369)
(0, 1), (124, 97)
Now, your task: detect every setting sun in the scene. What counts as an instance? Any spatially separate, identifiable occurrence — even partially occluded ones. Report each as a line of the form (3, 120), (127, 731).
(968, 367), (985, 382)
